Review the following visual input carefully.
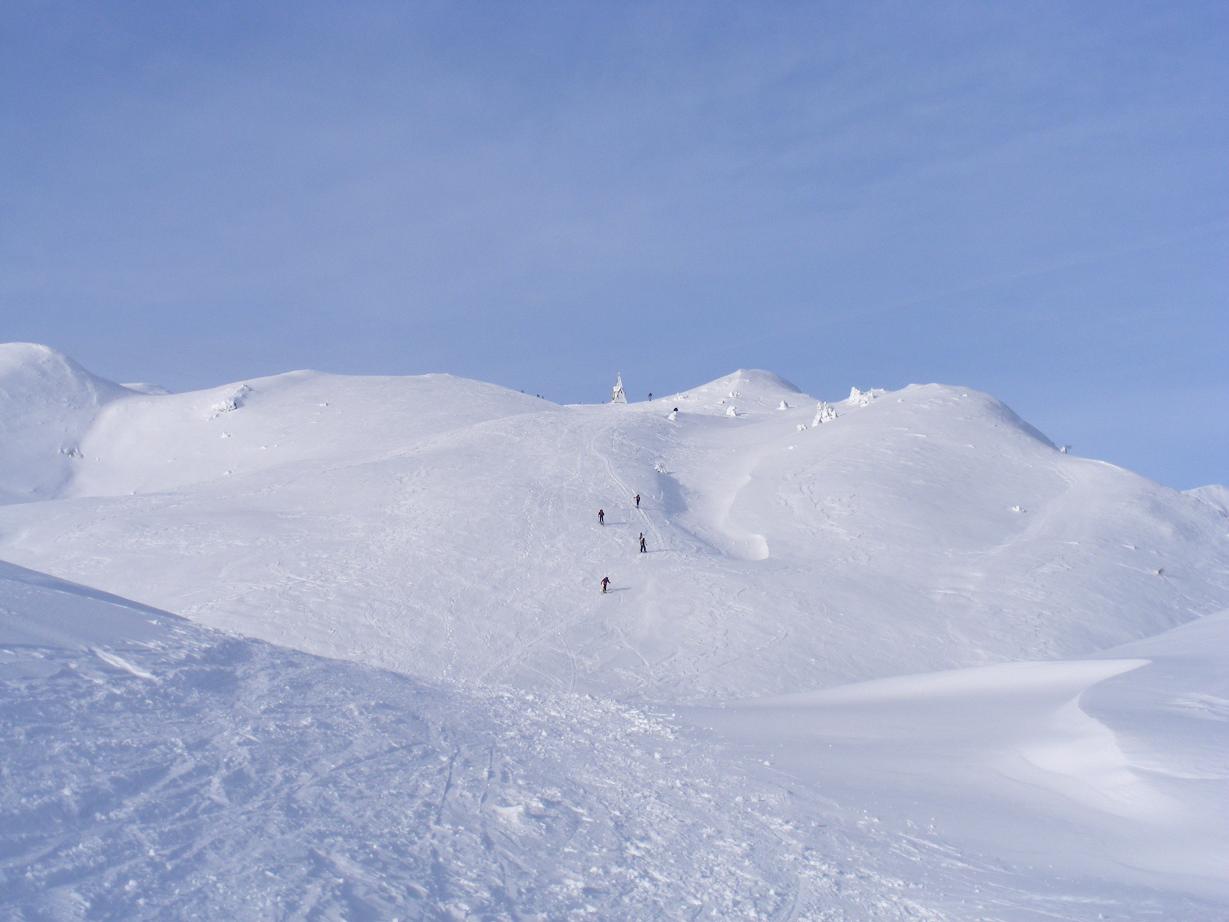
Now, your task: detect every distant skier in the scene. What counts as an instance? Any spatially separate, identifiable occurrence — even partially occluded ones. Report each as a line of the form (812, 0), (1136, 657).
(639, 533), (647, 553)
(634, 493), (641, 509)
(601, 576), (611, 593)
(598, 508), (605, 526)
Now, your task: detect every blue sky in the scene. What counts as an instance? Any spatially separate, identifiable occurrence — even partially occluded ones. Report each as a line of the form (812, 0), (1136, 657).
(2, 2), (1226, 487)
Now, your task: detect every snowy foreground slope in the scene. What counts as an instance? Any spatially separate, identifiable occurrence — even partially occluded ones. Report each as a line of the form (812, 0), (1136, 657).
(1, 561), (879, 919)
(3, 342), (1229, 919)
(5, 560), (1228, 920)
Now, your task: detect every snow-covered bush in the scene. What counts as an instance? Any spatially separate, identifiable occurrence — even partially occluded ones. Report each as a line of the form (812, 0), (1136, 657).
(848, 387), (883, 408)
(812, 402), (838, 426)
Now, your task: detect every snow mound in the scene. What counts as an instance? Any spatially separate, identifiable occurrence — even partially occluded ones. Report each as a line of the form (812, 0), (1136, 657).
(668, 368), (804, 415)
(0, 343), (130, 503)
(68, 369), (551, 497)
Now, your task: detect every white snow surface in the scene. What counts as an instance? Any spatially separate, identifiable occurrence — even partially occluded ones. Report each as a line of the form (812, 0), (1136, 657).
(3, 345), (1229, 919)
(0, 344), (130, 502)
(1188, 483), (1229, 516)
(5, 561), (899, 919)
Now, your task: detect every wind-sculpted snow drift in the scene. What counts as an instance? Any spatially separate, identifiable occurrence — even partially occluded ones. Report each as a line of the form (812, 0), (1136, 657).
(3, 343), (1229, 919)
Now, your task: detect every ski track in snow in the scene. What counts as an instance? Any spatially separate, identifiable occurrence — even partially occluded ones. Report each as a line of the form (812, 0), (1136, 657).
(1, 597), (966, 921)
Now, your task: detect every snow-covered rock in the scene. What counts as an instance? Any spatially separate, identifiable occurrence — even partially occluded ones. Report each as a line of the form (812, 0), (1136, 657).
(207, 383), (251, 418)
(847, 385), (885, 407)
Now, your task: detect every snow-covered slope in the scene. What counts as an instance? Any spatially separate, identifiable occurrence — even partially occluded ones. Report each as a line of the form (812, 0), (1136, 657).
(4, 344), (1229, 918)
(0, 349), (1225, 701)
(0, 343), (130, 503)
(0, 560), (962, 920)
(1189, 483), (1229, 516)
(669, 367), (804, 415)
(72, 368), (548, 498)
(689, 610), (1229, 914)
(5, 536), (1229, 918)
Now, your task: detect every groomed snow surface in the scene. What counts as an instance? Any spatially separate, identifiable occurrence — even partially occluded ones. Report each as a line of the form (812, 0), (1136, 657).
(2, 344), (1228, 920)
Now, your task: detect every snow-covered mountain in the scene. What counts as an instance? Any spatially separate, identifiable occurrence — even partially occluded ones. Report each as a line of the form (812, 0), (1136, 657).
(3, 343), (1229, 918)
(1, 346), (1225, 699)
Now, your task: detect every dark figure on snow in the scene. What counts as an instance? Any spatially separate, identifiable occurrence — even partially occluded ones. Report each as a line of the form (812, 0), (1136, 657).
(634, 493), (641, 509)
(601, 576), (611, 593)
(598, 508), (605, 525)
(639, 533), (647, 553)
